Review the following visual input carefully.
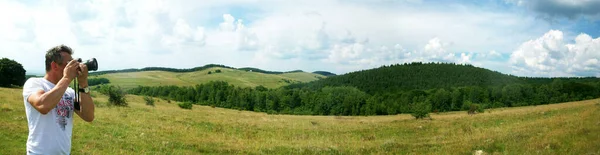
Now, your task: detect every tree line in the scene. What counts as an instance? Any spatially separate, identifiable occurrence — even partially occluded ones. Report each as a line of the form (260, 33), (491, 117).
(128, 79), (600, 115)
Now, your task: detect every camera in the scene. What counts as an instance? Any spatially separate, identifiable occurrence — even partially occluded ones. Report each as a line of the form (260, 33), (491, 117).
(76, 58), (98, 71)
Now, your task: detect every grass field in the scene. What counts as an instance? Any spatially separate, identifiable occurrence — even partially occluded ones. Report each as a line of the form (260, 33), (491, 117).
(1, 87), (599, 154)
(93, 67), (325, 89)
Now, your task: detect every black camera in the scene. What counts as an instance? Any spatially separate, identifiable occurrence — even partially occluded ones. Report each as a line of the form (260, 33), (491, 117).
(76, 58), (98, 71)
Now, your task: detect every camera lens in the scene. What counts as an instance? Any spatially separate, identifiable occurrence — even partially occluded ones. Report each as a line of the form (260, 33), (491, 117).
(85, 58), (98, 71)
(76, 58), (98, 71)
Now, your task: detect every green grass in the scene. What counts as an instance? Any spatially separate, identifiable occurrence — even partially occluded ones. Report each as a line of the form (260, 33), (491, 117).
(93, 67), (325, 89)
(1, 87), (599, 154)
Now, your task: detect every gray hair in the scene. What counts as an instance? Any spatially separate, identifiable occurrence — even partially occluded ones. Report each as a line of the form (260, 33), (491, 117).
(45, 44), (73, 72)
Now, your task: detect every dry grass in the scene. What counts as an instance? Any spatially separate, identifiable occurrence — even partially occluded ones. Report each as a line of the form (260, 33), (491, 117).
(1, 87), (599, 154)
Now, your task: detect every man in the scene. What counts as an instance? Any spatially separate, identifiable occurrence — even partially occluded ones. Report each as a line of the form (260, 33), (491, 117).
(22, 45), (95, 155)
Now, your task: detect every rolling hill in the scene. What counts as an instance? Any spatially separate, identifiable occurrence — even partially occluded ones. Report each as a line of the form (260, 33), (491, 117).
(93, 66), (326, 89)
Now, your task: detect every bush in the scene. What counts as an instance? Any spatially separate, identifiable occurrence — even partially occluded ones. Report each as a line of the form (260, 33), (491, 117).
(0, 58), (26, 87)
(468, 103), (484, 115)
(97, 85), (128, 106)
(178, 102), (193, 109)
(144, 96), (155, 106)
(215, 69), (222, 73)
(411, 101), (431, 119)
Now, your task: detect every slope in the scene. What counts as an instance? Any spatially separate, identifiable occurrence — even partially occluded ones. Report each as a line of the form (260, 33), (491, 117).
(287, 62), (526, 94)
(94, 67), (326, 89)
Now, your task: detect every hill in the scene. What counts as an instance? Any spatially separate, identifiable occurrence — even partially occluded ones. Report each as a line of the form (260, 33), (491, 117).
(312, 71), (336, 77)
(287, 62), (600, 94)
(1, 87), (598, 154)
(93, 67), (326, 89)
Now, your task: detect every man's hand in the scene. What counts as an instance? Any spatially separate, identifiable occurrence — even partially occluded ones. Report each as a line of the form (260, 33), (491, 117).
(63, 60), (80, 81)
(77, 63), (89, 87)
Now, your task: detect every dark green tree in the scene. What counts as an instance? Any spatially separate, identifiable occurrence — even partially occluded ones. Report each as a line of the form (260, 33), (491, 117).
(0, 58), (26, 87)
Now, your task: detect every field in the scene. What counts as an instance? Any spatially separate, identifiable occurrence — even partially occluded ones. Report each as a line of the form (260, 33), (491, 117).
(93, 67), (325, 89)
(1, 87), (599, 154)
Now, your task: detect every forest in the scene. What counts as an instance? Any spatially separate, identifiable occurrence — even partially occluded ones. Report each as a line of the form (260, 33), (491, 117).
(126, 62), (600, 115)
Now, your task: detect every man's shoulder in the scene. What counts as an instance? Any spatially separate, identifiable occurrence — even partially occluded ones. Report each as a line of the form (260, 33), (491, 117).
(23, 78), (41, 88)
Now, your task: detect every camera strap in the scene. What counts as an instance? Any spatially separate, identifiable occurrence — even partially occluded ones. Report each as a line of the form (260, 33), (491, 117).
(74, 78), (80, 111)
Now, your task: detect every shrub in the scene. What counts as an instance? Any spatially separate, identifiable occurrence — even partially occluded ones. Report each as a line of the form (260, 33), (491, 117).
(215, 69), (222, 73)
(411, 101), (431, 119)
(178, 102), (193, 109)
(97, 85), (127, 106)
(468, 103), (484, 115)
(144, 96), (155, 106)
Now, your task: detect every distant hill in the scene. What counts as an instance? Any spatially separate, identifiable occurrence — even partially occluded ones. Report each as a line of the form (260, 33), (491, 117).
(237, 67), (303, 74)
(89, 64), (235, 76)
(92, 64), (316, 76)
(287, 62), (528, 94)
(92, 66), (326, 89)
(312, 71), (336, 77)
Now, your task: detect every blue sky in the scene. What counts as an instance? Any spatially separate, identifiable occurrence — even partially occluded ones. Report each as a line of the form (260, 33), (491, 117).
(0, 0), (599, 77)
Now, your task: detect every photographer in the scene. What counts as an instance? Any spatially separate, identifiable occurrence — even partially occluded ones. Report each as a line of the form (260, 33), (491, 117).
(22, 45), (95, 155)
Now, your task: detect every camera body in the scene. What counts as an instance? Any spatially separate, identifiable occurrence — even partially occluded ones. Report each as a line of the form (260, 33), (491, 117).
(76, 58), (98, 71)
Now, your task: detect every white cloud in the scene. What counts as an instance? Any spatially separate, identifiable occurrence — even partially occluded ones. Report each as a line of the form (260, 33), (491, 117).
(161, 19), (206, 47)
(510, 30), (600, 77)
(422, 37), (455, 61)
(0, 0), (588, 76)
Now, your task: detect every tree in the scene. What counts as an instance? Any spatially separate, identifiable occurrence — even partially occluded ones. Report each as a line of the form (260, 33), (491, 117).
(178, 102), (193, 109)
(411, 100), (432, 119)
(450, 89), (463, 111)
(0, 58), (26, 87)
(144, 96), (155, 106)
(430, 88), (451, 112)
(502, 84), (523, 107)
(97, 85), (128, 106)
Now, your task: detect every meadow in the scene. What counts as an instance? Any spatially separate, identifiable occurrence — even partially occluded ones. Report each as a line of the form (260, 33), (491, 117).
(93, 67), (325, 89)
(1, 87), (599, 154)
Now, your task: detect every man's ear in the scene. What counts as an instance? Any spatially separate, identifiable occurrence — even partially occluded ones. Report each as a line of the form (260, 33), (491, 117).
(51, 61), (59, 72)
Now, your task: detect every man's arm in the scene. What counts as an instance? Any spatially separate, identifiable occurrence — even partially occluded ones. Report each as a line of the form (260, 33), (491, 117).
(27, 77), (73, 115)
(74, 86), (94, 122)
(74, 63), (95, 122)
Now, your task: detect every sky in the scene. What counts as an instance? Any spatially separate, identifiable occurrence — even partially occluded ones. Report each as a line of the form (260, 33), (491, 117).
(0, 0), (599, 77)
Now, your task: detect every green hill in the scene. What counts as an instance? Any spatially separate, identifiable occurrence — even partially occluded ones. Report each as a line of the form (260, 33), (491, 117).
(287, 62), (526, 94)
(93, 67), (326, 89)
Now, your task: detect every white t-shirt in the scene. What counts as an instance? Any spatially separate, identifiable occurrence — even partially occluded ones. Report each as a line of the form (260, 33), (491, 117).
(22, 78), (76, 155)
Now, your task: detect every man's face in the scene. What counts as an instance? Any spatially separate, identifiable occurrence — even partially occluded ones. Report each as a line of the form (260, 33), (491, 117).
(54, 52), (73, 78)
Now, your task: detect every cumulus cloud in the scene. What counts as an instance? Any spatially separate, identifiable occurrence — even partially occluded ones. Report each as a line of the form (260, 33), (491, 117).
(510, 30), (600, 77)
(421, 37), (455, 62)
(0, 0), (592, 76)
(161, 19), (206, 47)
(212, 14), (259, 51)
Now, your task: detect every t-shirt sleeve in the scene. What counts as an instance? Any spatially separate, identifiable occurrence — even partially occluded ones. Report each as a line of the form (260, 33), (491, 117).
(66, 87), (76, 100)
(22, 79), (43, 101)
